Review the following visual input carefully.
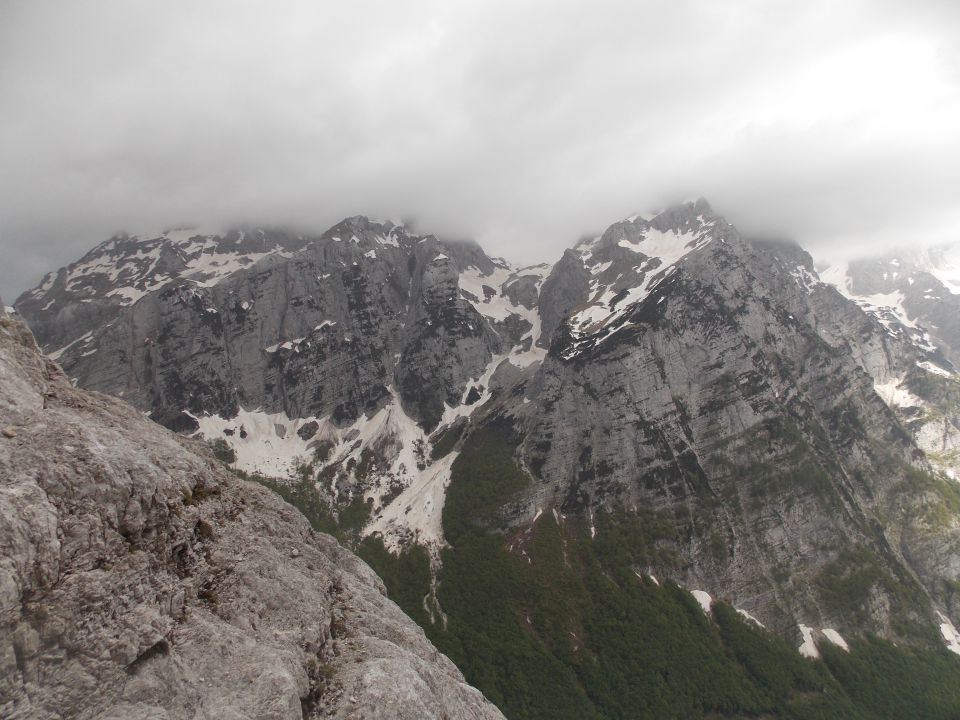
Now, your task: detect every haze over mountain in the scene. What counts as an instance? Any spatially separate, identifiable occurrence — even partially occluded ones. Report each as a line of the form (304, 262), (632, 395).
(5, 1), (960, 717)
(2, 0), (960, 301)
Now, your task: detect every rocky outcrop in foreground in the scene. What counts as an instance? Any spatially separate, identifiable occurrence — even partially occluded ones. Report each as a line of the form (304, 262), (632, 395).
(0, 307), (503, 719)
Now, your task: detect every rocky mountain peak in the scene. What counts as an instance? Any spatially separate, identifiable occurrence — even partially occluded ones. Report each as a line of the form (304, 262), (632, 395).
(550, 201), (734, 359)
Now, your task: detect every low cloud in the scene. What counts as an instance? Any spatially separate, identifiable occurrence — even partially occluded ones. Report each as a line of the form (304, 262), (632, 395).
(1, 0), (958, 299)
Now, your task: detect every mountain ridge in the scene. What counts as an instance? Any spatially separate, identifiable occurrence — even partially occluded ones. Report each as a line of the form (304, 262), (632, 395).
(14, 201), (960, 657)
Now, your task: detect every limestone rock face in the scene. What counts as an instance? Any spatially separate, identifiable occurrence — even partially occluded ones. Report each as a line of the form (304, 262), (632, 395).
(495, 205), (960, 642)
(14, 203), (960, 652)
(536, 249), (590, 349)
(824, 246), (960, 367)
(0, 313), (503, 720)
(14, 219), (518, 433)
(819, 246), (960, 478)
(14, 219), (547, 547)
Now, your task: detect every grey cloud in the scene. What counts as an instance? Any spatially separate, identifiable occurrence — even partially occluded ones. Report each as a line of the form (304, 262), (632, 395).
(1, 0), (958, 300)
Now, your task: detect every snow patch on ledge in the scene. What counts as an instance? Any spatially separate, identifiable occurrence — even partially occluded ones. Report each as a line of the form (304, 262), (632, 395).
(918, 360), (954, 378)
(736, 608), (765, 628)
(690, 590), (713, 614)
(563, 222), (714, 358)
(798, 624), (820, 658)
(193, 407), (322, 478)
(938, 613), (960, 655)
(873, 376), (922, 408)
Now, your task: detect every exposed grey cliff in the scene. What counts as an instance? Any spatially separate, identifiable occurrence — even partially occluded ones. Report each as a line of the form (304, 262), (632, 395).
(14, 220), (522, 434)
(14, 203), (960, 653)
(497, 213), (960, 641)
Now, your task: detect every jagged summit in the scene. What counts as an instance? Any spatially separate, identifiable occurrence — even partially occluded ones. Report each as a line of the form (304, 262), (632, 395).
(558, 200), (727, 357)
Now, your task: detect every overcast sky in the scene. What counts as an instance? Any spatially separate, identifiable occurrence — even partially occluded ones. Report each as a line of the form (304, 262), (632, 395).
(2, 0), (959, 301)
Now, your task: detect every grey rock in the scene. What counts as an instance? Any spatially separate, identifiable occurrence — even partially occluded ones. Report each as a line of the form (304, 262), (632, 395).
(536, 249), (590, 349)
(493, 206), (960, 641)
(501, 275), (540, 310)
(0, 314), (503, 720)
(845, 249), (960, 367)
(15, 201), (960, 652)
(15, 219), (508, 432)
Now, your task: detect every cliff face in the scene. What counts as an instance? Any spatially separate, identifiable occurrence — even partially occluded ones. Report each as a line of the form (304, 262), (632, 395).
(14, 203), (960, 654)
(14, 220), (513, 434)
(502, 212), (960, 640)
(0, 308), (503, 720)
(15, 219), (549, 545)
(820, 248), (960, 478)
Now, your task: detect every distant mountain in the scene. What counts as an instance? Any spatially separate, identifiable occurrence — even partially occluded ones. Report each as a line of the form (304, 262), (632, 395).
(16, 202), (960, 719)
(821, 246), (960, 480)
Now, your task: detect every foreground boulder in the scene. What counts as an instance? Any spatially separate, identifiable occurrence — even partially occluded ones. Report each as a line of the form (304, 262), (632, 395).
(0, 307), (502, 719)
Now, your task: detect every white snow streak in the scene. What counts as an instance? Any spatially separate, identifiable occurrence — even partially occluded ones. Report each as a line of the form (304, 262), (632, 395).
(691, 590), (713, 614)
(798, 624), (820, 658)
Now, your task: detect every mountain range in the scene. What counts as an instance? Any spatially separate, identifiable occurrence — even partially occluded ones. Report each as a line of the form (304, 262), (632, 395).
(10, 199), (960, 719)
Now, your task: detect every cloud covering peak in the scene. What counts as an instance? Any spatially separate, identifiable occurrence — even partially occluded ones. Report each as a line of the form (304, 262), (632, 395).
(1, 0), (959, 298)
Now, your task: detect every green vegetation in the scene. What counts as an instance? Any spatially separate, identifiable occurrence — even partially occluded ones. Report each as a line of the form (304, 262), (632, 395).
(901, 464), (960, 524)
(207, 437), (236, 464)
(443, 418), (531, 543)
(244, 472), (339, 535)
(356, 535), (433, 627)
(430, 420), (464, 460)
(815, 547), (888, 624)
(904, 367), (960, 407)
(366, 418), (960, 720)
(820, 637), (960, 720)
(224, 454), (371, 541)
(428, 523), (960, 719)
(338, 494), (373, 534)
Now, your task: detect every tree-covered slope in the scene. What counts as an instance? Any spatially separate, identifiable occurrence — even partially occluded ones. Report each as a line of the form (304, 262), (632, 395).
(358, 419), (960, 720)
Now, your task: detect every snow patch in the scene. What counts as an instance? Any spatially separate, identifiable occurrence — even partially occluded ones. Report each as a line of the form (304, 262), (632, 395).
(564, 224), (713, 357)
(736, 608), (765, 628)
(264, 337), (307, 353)
(873, 376), (922, 408)
(193, 408), (322, 478)
(798, 624), (820, 658)
(939, 613), (960, 655)
(48, 331), (95, 361)
(822, 628), (849, 651)
(364, 441), (458, 550)
(691, 590), (713, 614)
(790, 265), (821, 294)
(917, 360), (954, 378)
